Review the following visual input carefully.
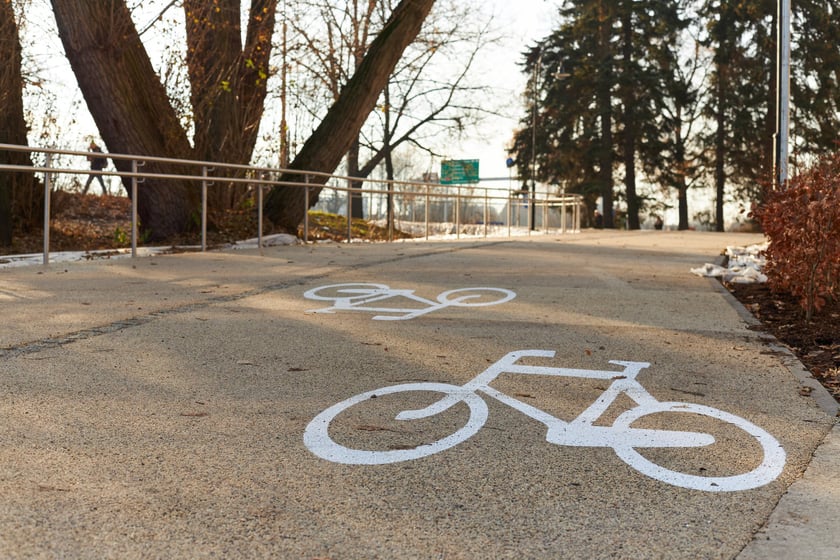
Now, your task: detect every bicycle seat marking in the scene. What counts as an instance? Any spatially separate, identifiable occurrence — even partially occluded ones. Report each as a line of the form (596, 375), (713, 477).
(304, 350), (787, 492)
(303, 283), (516, 320)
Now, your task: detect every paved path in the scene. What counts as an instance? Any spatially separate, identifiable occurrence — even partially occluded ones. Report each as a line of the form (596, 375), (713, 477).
(0, 231), (836, 559)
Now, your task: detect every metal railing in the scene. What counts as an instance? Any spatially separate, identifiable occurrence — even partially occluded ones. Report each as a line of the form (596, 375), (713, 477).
(0, 143), (583, 264)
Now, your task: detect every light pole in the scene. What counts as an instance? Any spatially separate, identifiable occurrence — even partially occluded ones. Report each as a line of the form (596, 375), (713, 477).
(773, 0), (791, 189)
(530, 50), (570, 230)
(530, 48), (543, 231)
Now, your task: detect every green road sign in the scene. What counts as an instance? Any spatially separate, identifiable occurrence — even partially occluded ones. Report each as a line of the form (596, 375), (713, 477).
(440, 159), (479, 185)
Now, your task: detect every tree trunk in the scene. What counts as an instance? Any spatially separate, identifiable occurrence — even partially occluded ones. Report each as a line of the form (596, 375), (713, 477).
(620, 8), (639, 230)
(264, 0), (436, 232)
(0, 1), (39, 246)
(184, 0), (277, 208)
(51, 0), (278, 241)
(51, 0), (196, 241)
(596, 1), (615, 229)
(678, 185), (689, 230)
(347, 137), (365, 219)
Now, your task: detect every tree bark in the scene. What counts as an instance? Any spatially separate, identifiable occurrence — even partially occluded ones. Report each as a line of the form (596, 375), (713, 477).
(183, 0), (277, 209)
(184, 0), (276, 164)
(714, 59), (727, 232)
(264, 0), (436, 232)
(0, 1), (38, 246)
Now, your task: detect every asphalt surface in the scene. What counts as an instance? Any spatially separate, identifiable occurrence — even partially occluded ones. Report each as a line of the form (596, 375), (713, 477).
(0, 230), (836, 559)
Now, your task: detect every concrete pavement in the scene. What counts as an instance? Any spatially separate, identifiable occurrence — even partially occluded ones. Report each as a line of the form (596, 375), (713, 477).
(0, 230), (836, 559)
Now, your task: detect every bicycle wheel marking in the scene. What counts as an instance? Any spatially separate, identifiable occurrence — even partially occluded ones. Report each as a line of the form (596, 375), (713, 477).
(304, 350), (787, 492)
(302, 283), (516, 320)
(303, 383), (489, 465)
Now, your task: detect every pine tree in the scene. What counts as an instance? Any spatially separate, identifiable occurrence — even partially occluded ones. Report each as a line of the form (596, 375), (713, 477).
(510, 0), (685, 229)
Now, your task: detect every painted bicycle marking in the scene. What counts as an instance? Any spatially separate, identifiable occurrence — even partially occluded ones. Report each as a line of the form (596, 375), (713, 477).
(303, 283), (516, 321)
(304, 350), (786, 492)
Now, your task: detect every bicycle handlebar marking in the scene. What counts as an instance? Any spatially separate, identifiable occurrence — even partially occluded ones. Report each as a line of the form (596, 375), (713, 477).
(303, 283), (516, 320)
(304, 350), (786, 492)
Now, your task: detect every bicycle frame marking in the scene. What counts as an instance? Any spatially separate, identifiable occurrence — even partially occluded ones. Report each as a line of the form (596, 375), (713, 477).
(303, 283), (516, 321)
(304, 350), (787, 492)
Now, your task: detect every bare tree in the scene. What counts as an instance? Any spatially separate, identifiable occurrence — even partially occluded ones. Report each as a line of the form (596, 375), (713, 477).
(50, 0), (277, 240)
(263, 0), (436, 232)
(286, 0), (496, 219)
(50, 0), (433, 239)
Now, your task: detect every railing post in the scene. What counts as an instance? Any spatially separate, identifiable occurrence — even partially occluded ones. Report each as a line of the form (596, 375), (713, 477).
(42, 153), (52, 265)
(456, 186), (461, 239)
(346, 178), (352, 243)
(201, 166), (209, 252)
(561, 192), (567, 234)
(131, 160), (143, 259)
(507, 194), (512, 238)
(425, 185), (430, 240)
(304, 175), (310, 244)
(257, 172), (264, 256)
(543, 197), (548, 233)
(484, 189), (489, 238)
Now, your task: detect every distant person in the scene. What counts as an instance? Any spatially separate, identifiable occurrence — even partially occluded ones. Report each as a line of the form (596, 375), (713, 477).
(83, 141), (108, 195)
(594, 210), (603, 229)
(654, 216), (664, 230)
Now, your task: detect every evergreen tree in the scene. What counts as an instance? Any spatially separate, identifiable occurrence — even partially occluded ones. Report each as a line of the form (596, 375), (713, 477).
(699, 0), (774, 231)
(509, 0), (617, 227)
(615, 0), (685, 229)
(510, 0), (685, 229)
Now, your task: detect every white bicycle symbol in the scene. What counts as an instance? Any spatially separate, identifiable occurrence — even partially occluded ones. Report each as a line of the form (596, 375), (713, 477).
(303, 283), (516, 320)
(304, 350), (786, 492)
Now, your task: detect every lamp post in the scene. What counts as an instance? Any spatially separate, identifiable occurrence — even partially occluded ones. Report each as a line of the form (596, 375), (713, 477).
(530, 50), (570, 230)
(530, 48), (543, 231)
(773, 0), (791, 189)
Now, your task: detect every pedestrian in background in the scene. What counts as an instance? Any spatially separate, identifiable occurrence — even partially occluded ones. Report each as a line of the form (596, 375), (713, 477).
(83, 141), (108, 195)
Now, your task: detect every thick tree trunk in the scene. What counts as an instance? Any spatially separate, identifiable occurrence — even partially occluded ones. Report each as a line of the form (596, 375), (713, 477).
(184, 0), (277, 208)
(51, 0), (196, 241)
(0, 1), (39, 246)
(184, 0), (277, 163)
(264, 0), (436, 232)
(51, 0), (278, 241)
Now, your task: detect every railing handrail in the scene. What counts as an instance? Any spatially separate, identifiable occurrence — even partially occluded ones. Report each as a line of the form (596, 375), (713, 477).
(0, 143), (583, 265)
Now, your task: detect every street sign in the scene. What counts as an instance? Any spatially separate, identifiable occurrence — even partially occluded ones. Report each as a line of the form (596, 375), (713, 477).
(440, 159), (479, 185)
